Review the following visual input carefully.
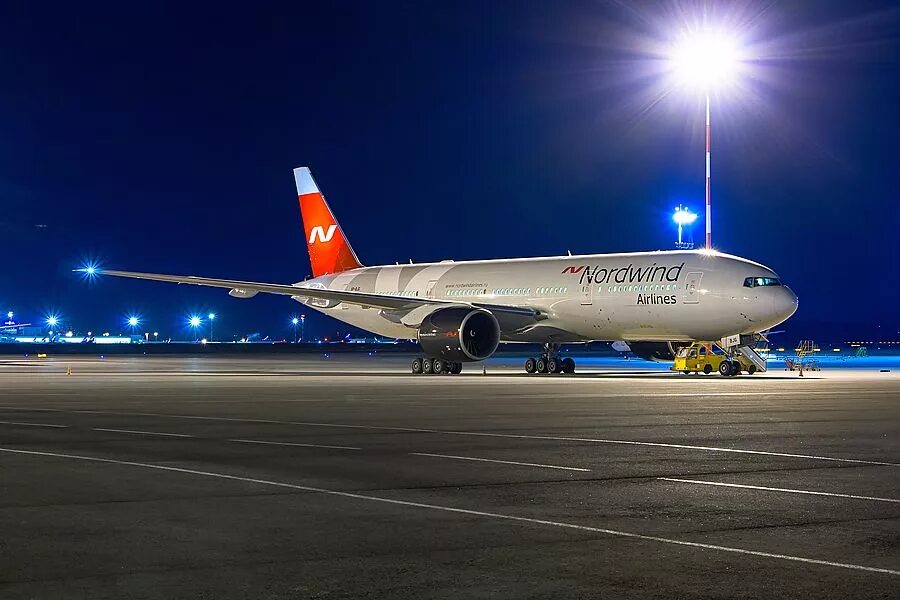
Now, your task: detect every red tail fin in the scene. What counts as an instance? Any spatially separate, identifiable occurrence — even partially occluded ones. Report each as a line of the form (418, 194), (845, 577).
(293, 167), (362, 278)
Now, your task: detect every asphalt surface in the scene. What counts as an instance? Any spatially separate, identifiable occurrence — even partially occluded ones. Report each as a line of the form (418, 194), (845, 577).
(0, 354), (898, 599)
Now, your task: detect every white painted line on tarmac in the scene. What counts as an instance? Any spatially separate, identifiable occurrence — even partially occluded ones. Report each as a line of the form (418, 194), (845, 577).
(4, 407), (896, 468)
(93, 428), (193, 438)
(0, 446), (896, 576)
(659, 477), (900, 504)
(410, 452), (590, 472)
(231, 439), (360, 451)
(0, 420), (68, 428)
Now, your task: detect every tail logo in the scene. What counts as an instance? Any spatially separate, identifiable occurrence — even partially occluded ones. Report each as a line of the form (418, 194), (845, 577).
(308, 224), (337, 244)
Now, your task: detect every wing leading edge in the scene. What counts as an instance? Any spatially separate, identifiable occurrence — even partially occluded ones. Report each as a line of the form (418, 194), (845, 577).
(90, 269), (541, 323)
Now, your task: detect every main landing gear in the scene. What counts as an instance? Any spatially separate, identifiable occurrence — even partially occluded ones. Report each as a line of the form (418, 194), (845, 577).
(524, 343), (575, 374)
(411, 357), (462, 375)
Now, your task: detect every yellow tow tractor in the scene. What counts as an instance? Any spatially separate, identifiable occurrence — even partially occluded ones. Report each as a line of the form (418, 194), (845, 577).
(672, 342), (757, 376)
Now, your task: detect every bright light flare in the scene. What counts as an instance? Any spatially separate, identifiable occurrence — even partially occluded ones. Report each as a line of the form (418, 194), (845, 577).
(668, 30), (744, 89)
(208, 313), (216, 320)
(291, 317), (299, 325)
(46, 315), (59, 327)
(76, 261), (102, 281)
(673, 207), (698, 225)
(127, 316), (140, 327)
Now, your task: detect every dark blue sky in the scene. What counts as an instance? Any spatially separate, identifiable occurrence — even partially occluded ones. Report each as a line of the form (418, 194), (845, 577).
(2, 1), (898, 340)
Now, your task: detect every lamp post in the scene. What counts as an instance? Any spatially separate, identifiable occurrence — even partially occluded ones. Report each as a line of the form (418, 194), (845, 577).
(300, 314), (306, 344)
(127, 316), (140, 336)
(189, 316), (202, 341)
(208, 313), (216, 342)
(291, 317), (299, 343)
(673, 205), (698, 249)
(668, 30), (742, 249)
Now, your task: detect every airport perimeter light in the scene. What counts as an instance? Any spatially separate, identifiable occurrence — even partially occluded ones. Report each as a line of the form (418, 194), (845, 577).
(291, 317), (300, 343)
(46, 315), (58, 327)
(208, 312), (216, 341)
(667, 28), (745, 249)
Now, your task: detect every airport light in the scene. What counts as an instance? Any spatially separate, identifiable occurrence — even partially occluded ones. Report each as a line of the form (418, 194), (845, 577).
(291, 317), (299, 343)
(46, 315), (59, 327)
(208, 312), (216, 341)
(6, 311), (12, 320)
(667, 28), (745, 249)
(301, 314), (306, 344)
(673, 205), (697, 249)
(188, 315), (202, 341)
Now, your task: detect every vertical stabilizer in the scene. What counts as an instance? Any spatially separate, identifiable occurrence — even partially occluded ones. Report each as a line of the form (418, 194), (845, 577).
(294, 167), (363, 277)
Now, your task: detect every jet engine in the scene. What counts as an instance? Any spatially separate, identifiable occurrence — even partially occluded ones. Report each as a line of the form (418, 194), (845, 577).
(625, 341), (691, 362)
(417, 307), (500, 362)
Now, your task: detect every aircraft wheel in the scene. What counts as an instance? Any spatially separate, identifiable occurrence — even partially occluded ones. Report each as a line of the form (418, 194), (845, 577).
(411, 358), (424, 374)
(747, 365), (756, 375)
(536, 358), (548, 373)
(422, 358), (433, 374)
(730, 361), (742, 376)
(548, 358), (560, 374)
(562, 357), (575, 374)
(524, 358), (537, 373)
(718, 361), (732, 377)
(431, 358), (444, 375)
(450, 362), (462, 375)
(703, 364), (712, 375)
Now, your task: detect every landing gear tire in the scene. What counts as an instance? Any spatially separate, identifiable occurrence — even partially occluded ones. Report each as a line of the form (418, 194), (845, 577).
(718, 361), (733, 377)
(562, 357), (575, 374)
(431, 358), (444, 375)
(548, 358), (560, 374)
(524, 358), (537, 374)
(703, 364), (712, 375)
(422, 358), (433, 374)
(536, 358), (548, 373)
(747, 364), (756, 375)
(731, 361), (742, 376)
(411, 358), (424, 374)
(450, 362), (462, 375)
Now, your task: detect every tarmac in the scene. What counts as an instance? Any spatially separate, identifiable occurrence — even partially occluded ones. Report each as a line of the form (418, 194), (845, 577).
(0, 353), (898, 599)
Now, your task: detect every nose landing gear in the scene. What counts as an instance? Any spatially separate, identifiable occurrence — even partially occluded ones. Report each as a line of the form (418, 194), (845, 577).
(411, 357), (462, 375)
(525, 344), (575, 374)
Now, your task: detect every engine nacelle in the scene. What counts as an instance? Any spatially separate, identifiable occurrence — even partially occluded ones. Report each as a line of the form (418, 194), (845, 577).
(626, 341), (691, 362)
(417, 307), (500, 362)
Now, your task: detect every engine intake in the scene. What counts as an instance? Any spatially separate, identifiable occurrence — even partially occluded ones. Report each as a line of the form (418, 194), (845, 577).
(417, 307), (500, 362)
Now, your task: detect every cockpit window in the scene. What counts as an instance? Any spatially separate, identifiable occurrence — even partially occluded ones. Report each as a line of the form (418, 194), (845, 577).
(743, 276), (781, 288)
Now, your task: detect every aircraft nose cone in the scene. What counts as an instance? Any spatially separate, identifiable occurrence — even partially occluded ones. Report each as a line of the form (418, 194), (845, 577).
(773, 286), (799, 323)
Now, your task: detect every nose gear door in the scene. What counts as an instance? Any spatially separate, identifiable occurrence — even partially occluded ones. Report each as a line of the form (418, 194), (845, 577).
(683, 271), (703, 304)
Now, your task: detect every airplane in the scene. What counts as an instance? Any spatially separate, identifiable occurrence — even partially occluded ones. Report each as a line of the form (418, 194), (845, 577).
(87, 167), (798, 376)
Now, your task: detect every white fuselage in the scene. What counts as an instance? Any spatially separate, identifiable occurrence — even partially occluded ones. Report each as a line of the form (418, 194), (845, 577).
(293, 250), (798, 344)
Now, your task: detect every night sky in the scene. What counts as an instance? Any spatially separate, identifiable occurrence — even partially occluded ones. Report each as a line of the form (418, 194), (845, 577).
(2, 1), (899, 341)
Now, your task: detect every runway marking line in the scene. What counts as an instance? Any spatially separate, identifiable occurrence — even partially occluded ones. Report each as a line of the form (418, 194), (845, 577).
(0, 446), (896, 577)
(410, 452), (590, 472)
(231, 439), (360, 451)
(660, 477), (900, 504)
(0, 420), (68, 428)
(1, 407), (897, 468)
(93, 428), (193, 438)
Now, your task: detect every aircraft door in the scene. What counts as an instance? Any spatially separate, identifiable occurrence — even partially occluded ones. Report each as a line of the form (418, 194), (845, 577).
(425, 279), (438, 299)
(581, 282), (593, 305)
(683, 271), (703, 304)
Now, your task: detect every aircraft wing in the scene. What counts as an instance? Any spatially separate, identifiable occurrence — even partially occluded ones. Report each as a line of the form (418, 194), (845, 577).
(93, 270), (542, 327)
